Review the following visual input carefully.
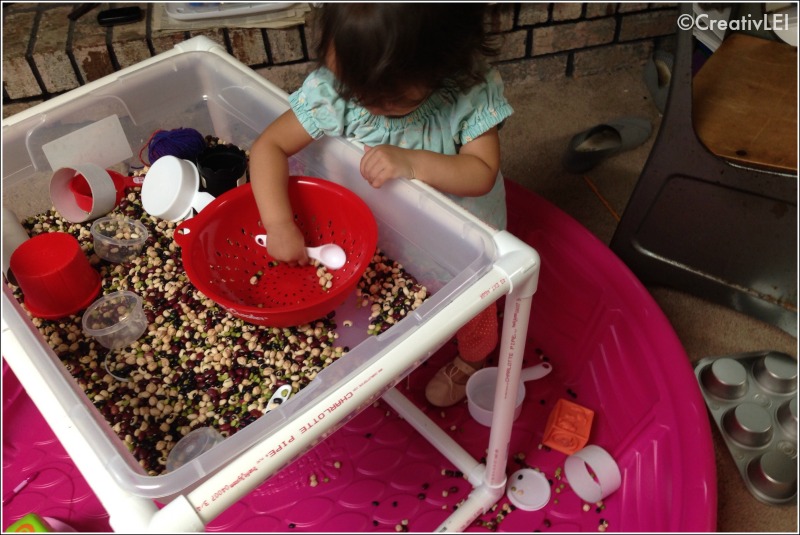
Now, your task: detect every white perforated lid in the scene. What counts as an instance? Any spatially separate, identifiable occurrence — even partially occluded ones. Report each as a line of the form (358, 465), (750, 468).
(506, 468), (551, 511)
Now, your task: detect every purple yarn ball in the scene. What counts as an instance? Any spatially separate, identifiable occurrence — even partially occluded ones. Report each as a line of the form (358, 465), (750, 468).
(147, 128), (207, 164)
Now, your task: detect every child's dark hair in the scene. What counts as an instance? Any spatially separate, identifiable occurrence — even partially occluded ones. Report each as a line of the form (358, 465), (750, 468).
(315, 3), (499, 108)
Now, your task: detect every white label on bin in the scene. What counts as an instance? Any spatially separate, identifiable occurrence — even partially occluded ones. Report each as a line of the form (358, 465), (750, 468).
(42, 115), (133, 171)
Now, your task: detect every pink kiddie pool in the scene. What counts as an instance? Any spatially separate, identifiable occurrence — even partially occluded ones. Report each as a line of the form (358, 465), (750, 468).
(2, 181), (716, 532)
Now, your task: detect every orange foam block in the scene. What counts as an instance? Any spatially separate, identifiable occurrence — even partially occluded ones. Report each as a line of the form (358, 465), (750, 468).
(542, 398), (595, 455)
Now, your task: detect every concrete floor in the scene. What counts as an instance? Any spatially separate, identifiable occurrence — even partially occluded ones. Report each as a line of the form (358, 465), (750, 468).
(499, 66), (797, 532)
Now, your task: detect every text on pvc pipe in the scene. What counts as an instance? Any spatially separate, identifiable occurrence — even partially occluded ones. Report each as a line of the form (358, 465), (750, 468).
(480, 277), (507, 299)
(196, 467), (259, 512)
(298, 391), (354, 434)
(196, 371), (379, 513)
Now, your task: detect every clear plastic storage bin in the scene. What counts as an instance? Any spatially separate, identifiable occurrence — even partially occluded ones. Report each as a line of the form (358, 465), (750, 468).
(2, 37), (525, 529)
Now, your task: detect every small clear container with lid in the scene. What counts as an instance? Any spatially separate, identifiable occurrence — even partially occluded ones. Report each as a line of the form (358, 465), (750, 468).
(91, 215), (148, 263)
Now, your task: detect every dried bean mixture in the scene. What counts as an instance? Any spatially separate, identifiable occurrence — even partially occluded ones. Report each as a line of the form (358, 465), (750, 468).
(8, 141), (429, 476)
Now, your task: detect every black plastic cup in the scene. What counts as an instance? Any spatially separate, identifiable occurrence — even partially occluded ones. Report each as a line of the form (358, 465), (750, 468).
(196, 145), (248, 197)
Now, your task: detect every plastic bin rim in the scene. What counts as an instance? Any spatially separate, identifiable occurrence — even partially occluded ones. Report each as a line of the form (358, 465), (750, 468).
(2, 36), (281, 129)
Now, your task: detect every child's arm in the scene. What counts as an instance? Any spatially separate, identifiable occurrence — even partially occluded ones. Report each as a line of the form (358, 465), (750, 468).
(249, 110), (315, 265)
(359, 127), (501, 196)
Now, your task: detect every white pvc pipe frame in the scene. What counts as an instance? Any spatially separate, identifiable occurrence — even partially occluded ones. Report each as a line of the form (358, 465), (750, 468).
(2, 229), (539, 533)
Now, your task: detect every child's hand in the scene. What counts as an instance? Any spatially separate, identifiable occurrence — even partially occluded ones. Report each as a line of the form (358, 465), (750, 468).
(264, 221), (309, 267)
(360, 145), (416, 188)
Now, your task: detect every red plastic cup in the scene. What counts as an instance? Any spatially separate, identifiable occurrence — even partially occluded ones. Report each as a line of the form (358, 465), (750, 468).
(9, 232), (101, 319)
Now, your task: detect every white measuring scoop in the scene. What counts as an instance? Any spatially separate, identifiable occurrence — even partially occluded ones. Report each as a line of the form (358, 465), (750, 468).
(466, 362), (553, 426)
(254, 234), (347, 270)
(265, 384), (293, 412)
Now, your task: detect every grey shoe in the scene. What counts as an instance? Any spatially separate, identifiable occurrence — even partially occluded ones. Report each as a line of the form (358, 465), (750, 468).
(643, 50), (674, 114)
(562, 116), (652, 174)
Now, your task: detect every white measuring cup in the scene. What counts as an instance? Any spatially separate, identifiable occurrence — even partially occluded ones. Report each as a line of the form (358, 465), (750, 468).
(466, 362), (553, 426)
(141, 155), (215, 222)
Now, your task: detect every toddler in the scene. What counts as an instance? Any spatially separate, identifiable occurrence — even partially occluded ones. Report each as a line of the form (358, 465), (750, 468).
(249, 3), (514, 407)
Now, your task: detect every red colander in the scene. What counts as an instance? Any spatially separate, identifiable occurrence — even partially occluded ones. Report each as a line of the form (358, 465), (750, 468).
(173, 177), (377, 327)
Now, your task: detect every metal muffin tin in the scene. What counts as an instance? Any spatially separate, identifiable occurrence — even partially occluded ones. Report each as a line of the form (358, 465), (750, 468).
(694, 350), (797, 505)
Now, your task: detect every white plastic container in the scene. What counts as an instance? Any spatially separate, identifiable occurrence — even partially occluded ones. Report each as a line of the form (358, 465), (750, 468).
(1, 37), (513, 507)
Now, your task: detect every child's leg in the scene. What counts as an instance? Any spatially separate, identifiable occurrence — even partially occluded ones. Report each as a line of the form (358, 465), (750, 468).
(425, 302), (498, 407)
(456, 302), (499, 365)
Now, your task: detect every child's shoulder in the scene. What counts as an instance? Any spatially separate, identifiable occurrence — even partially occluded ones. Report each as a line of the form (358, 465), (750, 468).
(439, 67), (507, 106)
(472, 67), (506, 94)
(301, 67), (337, 90)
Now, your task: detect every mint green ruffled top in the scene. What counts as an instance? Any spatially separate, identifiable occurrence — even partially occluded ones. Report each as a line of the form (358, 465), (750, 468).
(289, 67), (514, 229)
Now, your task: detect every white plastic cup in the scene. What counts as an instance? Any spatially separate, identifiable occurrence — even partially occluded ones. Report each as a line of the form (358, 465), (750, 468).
(563, 445), (622, 503)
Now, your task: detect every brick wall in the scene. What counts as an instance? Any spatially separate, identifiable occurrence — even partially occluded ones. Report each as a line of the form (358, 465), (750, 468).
(2, 3), (679, 117)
